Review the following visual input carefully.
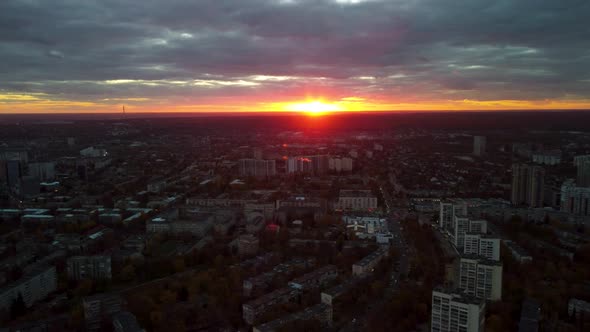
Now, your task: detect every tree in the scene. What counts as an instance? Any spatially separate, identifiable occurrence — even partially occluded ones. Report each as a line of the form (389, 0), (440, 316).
(120, 264), (136, 281)
(10, 293), (26, 319)
(159, 290), (176, 305)
(177, 286), (189, 302)
(173, 257), (186, 273)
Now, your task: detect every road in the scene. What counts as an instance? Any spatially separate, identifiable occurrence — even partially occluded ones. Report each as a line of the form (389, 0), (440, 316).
(338, 185), (413, 331)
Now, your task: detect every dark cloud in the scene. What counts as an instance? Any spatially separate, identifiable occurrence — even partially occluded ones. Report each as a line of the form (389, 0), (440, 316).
(0, 0), (589, 108)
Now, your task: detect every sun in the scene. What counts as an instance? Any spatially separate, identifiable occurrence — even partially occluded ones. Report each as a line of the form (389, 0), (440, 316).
(285, 100), (342, 116)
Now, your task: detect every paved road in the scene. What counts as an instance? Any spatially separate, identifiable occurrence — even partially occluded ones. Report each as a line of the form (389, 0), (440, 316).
(338, 186), (413, 331)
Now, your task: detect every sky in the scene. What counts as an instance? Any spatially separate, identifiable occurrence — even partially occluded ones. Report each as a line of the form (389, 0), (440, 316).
(1, 0), (590, 114)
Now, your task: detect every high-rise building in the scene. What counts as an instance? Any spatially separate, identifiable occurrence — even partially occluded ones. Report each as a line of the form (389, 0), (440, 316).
(239, 159), (276, 178)
(511, 164), (545, 207)
(0, 160), (6, 185)
(574, 155), (590, 187)
(453, 216), (471, 250)
(6, 160), (21, 189)
(67, 256), (112, 280)
(473, 136), (486, 156)
(440, 202), (454, 230)
(468, 219), (487, 234)
(560, 179), (590, 216)
(28, 162), (56, 181)
(459, 255), (503, 301)
(532, 150), (561, 165)
(287, 155), (329, 175)
(453, 217), (486, 251)
(464, 233), (501, 261)
(439, 201), (467, 232)
(431, 287), (485, 332)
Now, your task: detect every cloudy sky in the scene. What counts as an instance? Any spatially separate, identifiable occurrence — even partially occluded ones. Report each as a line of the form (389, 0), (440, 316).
(1, 0), (590, 113)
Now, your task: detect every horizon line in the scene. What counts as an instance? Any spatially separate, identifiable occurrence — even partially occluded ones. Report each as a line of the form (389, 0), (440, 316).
(1, 108), (590, 117)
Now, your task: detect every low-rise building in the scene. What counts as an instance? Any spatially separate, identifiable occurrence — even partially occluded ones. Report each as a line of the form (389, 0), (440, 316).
(112, 311), (145, 332)
(253, 303), (332, 332)
(532, 150), (561, 165)
(321, 279), (359, 306)
(0, 265), (57, 312)
(67, 255), (112, 280)
(343, 215), (387, 236)
(243, 258), (316, 297)
(352, 246), (389, 276)
(568, 298), (590, 319)
(334, 190), (378, 211)
(503, 240), (533, 264)
(288, 265), (338, 290)
(83, 294), (124, 332)
(242, 287), (301, 325)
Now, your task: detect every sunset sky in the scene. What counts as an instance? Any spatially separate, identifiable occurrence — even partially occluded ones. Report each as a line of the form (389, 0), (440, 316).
(1, 0), (590, 113)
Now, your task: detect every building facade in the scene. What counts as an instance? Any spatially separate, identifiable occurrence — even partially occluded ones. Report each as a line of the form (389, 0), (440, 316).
(464, 233), (500, 261)
(239, 159), (276, 178)
(560, 179), (590, 216)
(453, 217), (487, 251)
(334, 190), (378, 211)
(459, 256), (503, 301)
(0, 265), (57, 312)
(574, 155), (590, 187)
(473, 136), (486, 156)
(67, 255), (112, 280)
(431, 288), (485, 332)
(439, 201), (467, 232)
(511, 164), (545, 207)
(287, 155), (329, 175)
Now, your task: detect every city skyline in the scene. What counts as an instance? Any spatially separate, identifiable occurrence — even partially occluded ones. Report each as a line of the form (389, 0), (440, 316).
(1, 0), (590, 114)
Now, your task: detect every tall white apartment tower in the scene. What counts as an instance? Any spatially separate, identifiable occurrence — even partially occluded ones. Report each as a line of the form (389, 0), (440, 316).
(453, 217), (487, 251)
(459, 255), (503, 301)
(431, 288), (486, 332)
(440, 201), (468, 232)
(464, 233), (501, 261)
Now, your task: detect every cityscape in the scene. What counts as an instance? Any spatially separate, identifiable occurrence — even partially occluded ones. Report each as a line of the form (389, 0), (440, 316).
(0, 112), (589, 331)
(2, 0), (590, 331)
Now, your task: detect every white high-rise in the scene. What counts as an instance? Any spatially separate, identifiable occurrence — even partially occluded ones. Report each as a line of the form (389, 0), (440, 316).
(453, 217), (487, 251)
(431, 288), (485, 332)
(464, 233), (500, 261)
(439, 201), (467, 232)
(459, 255), (503, 301)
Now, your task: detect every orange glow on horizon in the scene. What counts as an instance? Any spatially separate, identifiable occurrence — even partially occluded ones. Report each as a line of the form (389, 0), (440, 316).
(2, 92), (590, 114)
(284, 100), (343, 116)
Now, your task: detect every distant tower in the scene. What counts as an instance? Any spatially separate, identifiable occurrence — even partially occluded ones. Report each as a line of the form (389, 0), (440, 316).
(511, 164), (545, 207)
(253, 147), (263, 160)
(473, 136), (486, 156)
(574, 155), (590, 187)
(122, 105), (126, 119)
